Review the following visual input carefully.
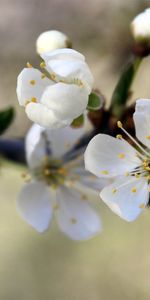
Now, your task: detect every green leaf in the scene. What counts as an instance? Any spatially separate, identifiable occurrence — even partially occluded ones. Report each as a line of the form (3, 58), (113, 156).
(0, 107), (15, 135)
(71, 114), (84, 128)
(110, 56), (142, 118)
(87, 92), (102, 111)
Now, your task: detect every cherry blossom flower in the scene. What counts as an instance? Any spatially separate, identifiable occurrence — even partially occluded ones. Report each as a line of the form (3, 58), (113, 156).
(17, 124), (102, 240)
(84, 99), (150, 222)
(16, 48), (93, 129)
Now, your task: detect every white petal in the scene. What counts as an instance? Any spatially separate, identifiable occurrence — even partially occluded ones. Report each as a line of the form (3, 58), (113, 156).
(25, 102), (71, 128)
(41, 48), (85, 64)
(100, 176), (149, 221)
(46, 59), (93, 93)
(25, 124), (47, 168)
(56, 186), (101, 240)
(16, 68), (50, 106)
(84, 134), (141, 178)
(134, 98), (150, 148)
(17, 181), (53, 232)
(42, 126), (86, 158)
(71, 167), (111, 193)
(41, 82), (89, 121)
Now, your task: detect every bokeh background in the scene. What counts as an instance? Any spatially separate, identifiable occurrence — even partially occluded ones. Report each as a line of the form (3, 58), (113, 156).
(1, 0), (150, 299)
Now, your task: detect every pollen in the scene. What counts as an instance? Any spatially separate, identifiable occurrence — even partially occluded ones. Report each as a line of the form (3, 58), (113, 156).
(118, 153), (125, 159)
(116, 134), (122, 139)
(135, 173), (140, 179)
(146, 135), (150, 140)
(112, 188), (117, 194)
(70, 218), (77, 224)
(101, 170), (109, 175)
(139, 203), (145, 209)
(30, 80), (36, 85)
(131, 187), (137, 193)
(26, 62), (33, 68)
(31, 97), (37, 103)
(50, 73), (56, 81)
(117, 121), (123, 128)
(40, 61), (46, 68)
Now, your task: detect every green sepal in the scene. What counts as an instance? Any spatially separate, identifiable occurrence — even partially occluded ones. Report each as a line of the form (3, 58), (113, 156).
(71, 114), (84, 128)
(110, 56), (142, 118)
(87, 92), (102, 111)
(0, 107), (15, 135)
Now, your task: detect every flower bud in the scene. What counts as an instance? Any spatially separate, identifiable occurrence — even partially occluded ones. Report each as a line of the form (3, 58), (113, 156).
(36, 30), (72, 55)
(131, 9), (150, 45)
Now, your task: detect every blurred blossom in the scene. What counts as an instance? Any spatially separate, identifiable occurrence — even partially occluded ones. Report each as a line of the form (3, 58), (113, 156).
(17, 124), (103, 240)
(16, 48), (93, 128)
(36, 30), (72, 55)
(131, 8), (150, 45)
(85, 99), (150, 222)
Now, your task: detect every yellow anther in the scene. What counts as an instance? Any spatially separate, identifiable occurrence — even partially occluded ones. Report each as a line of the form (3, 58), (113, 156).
(135, 173), (140, 179)
(146, 135), (150, 140)
(146, 175), (150, 180)
(30, 80), (36, 85)
(118, 153), (125, 159)
(101, 170), (109, 175)
(40, 61), (46, 68)
(26, 62), (33, 68)
(112, 188), (117, 194)
(31, 97), (37, 103)
(70, 218), (77, 224)
(131, 187), (137, 193)
(116, 134), (122, 139)
(50, 73), (56, 81)
(125, 172), (129, 176)
(148, 187), (150, 192)
(117, 121), (123, 128)
(139, 203), (145, 209)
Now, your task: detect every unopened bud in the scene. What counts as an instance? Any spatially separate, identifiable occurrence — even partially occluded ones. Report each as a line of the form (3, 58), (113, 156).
(36, 30), (72, 55)
(131, 9), (150, 46)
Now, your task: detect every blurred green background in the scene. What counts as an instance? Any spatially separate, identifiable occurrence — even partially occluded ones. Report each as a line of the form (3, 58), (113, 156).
(1, 0), (150, 299)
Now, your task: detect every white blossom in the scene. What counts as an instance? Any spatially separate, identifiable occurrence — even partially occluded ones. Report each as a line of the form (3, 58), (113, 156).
(17, 124), (103, 240)
(84, 99), (150, 222)
(16, 48), (94, 129)
(36, 30), (71, 54)
(131, 8), (150, 43)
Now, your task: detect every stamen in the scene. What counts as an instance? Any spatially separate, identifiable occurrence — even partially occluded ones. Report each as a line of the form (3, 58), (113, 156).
(117, 120), (150, 158)
(26, 62), (33, 68)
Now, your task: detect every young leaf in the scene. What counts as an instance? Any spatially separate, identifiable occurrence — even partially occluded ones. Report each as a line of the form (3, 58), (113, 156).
(0, 107), (15, 135)
(71, 114), (84, 128)
(110, 56), (141, 118)
(87, 92), (102, 111)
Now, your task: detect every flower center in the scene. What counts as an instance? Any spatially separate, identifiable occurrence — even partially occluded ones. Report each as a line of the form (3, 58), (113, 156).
(32, 157), (67, 188)
(117, 121), (150, 180)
